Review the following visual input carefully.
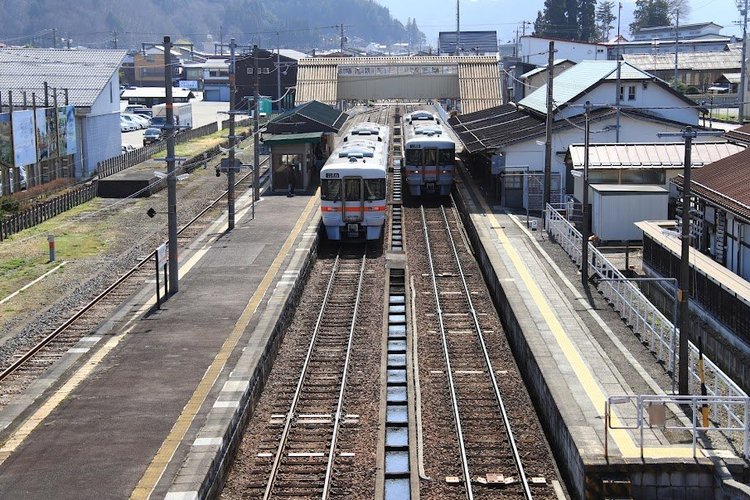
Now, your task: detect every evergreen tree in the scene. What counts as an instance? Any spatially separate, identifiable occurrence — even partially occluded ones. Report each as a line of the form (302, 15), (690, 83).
(533, 0), (597, 42)
(534, 0), (573, 39)
(578, 0), (597, 41)
(596, 0), (616, 41)
(629, 0), (671, 34)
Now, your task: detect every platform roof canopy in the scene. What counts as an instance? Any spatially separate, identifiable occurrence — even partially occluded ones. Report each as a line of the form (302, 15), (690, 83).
(568, 142), (745, 169)
(295, 55), (501, 114)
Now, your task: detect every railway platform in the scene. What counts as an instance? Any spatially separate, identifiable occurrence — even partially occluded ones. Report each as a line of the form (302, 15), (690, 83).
(454, 167), (750, 498)
(0, 184), (321, 499)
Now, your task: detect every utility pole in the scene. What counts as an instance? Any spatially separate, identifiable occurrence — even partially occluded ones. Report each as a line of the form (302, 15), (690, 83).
(673, 11), (679, 88)
(657, 126), (723, 394)
(227, 38), (238, 230)
(253, 44), (260, 202)
(52, 28), (57, 48)
(276, 32), (282, 113)
(340, 24), (345, 55)
(112, 31), (118, 50)
(740, 0), (748, 122)
(163, 35), (179, 294)
(544, 41), (555, 209)
(219, 25), (224, 55)
(581, 101), (592, 288)
(456, 0), (461, 55)
(615, 2), (622, 142)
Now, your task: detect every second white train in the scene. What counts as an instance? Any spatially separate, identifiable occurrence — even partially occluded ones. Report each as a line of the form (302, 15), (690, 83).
(402, 110), (456, 196)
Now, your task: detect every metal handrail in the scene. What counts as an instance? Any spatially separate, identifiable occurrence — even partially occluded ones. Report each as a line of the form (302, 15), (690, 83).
(545, 204), (747, 432)
(606, 394), (750, 459)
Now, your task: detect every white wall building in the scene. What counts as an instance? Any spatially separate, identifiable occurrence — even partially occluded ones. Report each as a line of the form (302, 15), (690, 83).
(0, 48), (127, 179)
(519, 36), (607, 66)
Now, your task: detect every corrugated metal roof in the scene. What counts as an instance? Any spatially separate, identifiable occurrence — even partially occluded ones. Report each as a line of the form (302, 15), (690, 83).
(568, 142), (745, 169)
(449, 103), (615, 153)
(673, 147), (750, 220)
(0, 48), (127, 108)
(295, 56), (501, 114)
(458, 58), (502, 114)
(519, 60), (651, 115)
(622, 47), (740, 72)
(268, 100), (347, 133)
(724, 123), (750, 144)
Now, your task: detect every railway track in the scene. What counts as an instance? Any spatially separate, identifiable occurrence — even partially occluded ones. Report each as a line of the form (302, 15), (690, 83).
(408, 197), (561, 500)
(0, 165), (268, 395)
(233, 245), (371, 498)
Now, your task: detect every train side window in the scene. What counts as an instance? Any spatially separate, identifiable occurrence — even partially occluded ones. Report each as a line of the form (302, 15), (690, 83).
(321, 179), (342, 201)
(344, 178), (361, 201)
(438, 148), (454, 165)
(424, 148), (437, 166)
(364, 178), (386, 200)
(405, 149), (421, 165)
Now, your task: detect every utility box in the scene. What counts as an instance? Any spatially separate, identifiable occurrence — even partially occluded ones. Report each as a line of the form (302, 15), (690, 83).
(591, 184), (668, 242)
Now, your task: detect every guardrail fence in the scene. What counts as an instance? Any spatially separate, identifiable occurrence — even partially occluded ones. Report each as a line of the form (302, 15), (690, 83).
(545, 204), (748, 435)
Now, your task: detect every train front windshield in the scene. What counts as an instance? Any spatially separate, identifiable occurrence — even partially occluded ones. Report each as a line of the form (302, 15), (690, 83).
(321, 179), (342, 201)
(406, 147), (455, 166)
(322, 178), (385, 201)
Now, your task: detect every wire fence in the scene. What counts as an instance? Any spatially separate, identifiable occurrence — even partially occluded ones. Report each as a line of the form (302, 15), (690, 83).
(545, 204), (747, 426)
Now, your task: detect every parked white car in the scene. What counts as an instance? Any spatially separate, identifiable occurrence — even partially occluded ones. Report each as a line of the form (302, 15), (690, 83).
(121, 113), (145, 130)
(128, 114), (150, 129)
(120, 116), (137, 132)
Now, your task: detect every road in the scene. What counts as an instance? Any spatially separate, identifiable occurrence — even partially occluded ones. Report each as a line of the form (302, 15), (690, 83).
(121, 95), (231, 148)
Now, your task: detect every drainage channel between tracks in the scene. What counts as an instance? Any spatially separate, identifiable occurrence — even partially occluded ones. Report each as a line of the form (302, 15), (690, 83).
(384, 267), (411, 499)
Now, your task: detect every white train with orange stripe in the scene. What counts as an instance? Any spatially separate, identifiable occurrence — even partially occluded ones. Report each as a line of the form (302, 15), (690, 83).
(402, 110), (456, 196)
(320, 122), (389, 240)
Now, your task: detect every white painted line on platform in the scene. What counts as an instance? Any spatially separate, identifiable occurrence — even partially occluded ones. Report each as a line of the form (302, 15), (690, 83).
(212, 400), (240, 409)
(133, 190), (320, 500)
(193, 437), (222, 447)
(477, 192), (702, 460)
(221, 380), (249, 393)
(164, 492), (198, 500)
(0, 262), (67, 305)
(80, 336), (102, 344)
(67, 348), (90, 354)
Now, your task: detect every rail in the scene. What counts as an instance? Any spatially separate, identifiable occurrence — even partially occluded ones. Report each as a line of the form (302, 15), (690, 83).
(545, 204), (748, 430)
(606, 395), (750, 460)
(262, 249), (367, 500)
(442, 199), (532, 499)
(421, 204), (473, 500)
(0, 165), (267, 382)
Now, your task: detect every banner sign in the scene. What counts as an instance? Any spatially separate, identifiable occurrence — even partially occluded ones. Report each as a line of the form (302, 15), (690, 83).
(11, 110), (36, 167)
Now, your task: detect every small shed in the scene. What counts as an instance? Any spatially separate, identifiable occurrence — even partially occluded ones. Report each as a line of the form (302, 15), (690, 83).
(591, 184), (668, 241)
(262, 100), (348, 193)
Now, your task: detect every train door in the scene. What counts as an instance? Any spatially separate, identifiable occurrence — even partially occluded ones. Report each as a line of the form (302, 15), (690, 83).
(344, 176), (364, 236)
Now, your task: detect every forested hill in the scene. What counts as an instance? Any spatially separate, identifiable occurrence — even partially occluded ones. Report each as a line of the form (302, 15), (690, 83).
(0, 0), (423, 51)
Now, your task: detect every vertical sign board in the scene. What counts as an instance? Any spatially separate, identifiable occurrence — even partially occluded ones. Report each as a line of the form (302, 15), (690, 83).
(35, 108), (49, 161)
(11, 110), (36, 168)
(57, 106), (68, 156)
(45, 108), (58, 159)
(65, 105), (77, 155)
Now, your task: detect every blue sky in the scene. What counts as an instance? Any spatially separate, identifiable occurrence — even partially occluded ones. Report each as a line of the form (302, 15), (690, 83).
(375, 0), (744, 46)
